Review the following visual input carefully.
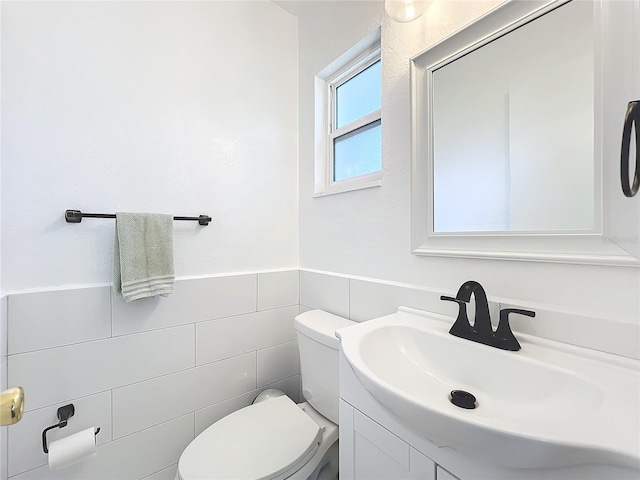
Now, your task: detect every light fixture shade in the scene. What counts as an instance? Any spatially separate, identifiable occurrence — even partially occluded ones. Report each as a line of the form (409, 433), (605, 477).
(385, 0), (430, 22)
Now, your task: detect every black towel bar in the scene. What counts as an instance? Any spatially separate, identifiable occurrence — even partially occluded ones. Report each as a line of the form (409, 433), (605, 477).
(65, 210), (211, 226)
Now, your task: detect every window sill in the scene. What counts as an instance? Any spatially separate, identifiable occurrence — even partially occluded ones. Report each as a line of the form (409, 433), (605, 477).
(313, 175), (382, 198)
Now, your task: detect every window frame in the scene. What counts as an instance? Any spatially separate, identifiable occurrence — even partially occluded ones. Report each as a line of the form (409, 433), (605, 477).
(314, 29), (382, 197)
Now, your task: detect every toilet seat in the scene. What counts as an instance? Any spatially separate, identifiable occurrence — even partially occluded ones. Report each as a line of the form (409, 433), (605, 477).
(177, 396), (323, 480)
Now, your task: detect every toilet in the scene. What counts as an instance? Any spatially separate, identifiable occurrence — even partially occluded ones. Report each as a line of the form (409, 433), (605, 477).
(176, 310), (355, 480)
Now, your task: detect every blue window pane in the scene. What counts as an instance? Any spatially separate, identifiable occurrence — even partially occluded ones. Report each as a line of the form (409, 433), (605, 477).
(333, 120), (382, 181)
(336, 61), (381, 129)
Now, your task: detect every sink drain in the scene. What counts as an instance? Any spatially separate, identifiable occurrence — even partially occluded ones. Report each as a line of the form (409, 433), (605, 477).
(450, 390), (476, 409)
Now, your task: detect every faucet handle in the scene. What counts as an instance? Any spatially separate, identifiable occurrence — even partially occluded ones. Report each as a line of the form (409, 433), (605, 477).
(440, 295), (467, 304)
(500, 308), (536, 320)
(494, 308), (535, 351)
(441, 296), (473, 338)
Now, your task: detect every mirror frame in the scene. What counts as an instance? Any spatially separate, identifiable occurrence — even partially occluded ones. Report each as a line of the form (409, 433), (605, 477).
(410, 0), (638, 266)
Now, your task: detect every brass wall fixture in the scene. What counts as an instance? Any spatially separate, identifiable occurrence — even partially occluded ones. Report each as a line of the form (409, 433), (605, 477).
(0, 387), (25, 426)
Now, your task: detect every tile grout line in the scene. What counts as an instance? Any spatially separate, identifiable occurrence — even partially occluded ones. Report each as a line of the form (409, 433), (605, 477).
(111, 389), (114, 441)
(348, 278), (352, 320)
(110, 286), (114, 338)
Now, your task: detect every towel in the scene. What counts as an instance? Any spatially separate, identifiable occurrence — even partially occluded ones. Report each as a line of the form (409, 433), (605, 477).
(113, 212), (175, 302)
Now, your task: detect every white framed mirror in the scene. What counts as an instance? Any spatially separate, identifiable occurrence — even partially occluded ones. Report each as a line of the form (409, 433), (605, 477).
(411, 0), (640, 266)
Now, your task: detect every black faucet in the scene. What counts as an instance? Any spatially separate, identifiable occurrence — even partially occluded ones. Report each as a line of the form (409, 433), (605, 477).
(440, 280), (535, 351)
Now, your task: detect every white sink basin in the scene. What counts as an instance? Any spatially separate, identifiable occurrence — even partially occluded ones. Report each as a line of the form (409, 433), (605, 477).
(337, 308), (640, 470)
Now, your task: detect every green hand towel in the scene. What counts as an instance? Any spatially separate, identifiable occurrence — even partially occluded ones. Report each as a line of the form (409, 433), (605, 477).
(114, 212), (175, 302)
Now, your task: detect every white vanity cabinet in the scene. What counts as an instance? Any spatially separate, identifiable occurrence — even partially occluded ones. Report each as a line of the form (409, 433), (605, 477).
(436, 466), (461, 480)
(340, 400), (440, 480)
(339, 350), (467, 480)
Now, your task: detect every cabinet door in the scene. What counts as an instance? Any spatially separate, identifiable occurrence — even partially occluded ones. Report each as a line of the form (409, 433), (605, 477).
(410, 447), (437, 480)
(339, 400), (356, 480)
(602, 0), (640, 262)
(353, 409), (411, 480)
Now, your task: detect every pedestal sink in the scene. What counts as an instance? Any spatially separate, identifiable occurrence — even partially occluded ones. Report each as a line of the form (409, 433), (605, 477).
(337, 307), (640, 470)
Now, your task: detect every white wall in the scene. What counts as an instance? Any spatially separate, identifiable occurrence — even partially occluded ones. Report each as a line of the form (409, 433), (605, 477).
(297, 1), (639, 328)
(1, 2), (299, 479)
(1, 0), (299, 293)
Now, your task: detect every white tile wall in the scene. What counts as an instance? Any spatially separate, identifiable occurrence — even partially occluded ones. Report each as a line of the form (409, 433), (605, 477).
(301, 270), (639, 358)
(196, 306), (298, 365)
(8, 392), (112, 476)
(257, 270), (299, 310)
(5, 268), (633, 479)
(140, 464), (177, 480)
(11, 414), (194, 480)
(112, 353), (257, 438)
(1, 296), (8, 360)
(1, 356), (7, 480)
(9, 324), (195, 411)
(8, 287), (111, 355)
(503, 304), (640, 359)
(257, 341), (300, 387)
(0, 422), (7, 480)
(5, 270), (303, 479)
(349, 279), (451, 322)
(112, 275), (257, 336)
(1, 296), (7, 480)
(299, 270), (349, 318)
(193, 374), (301, 436)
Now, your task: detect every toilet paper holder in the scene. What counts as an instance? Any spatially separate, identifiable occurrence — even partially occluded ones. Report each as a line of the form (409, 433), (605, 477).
(42, 404), (100, 454)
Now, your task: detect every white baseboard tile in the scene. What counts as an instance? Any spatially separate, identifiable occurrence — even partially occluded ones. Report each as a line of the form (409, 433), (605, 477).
(112, 274), (258, 336)
(9, 325), (195, 411)
(9, 414), (194, 480)
(8, 392), (112, 477)
(112, 352), (257, 439)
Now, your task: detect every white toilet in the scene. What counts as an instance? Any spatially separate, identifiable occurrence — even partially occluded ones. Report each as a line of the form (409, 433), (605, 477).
(176, 310), (355, 480)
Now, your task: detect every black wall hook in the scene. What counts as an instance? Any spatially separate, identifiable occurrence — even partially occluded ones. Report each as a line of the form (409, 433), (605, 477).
(42, 404), (100, 454)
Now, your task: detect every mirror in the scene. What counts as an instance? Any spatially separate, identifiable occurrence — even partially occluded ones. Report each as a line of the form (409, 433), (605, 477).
(410, 0), (639, 266)
(432, 0), (595, 233)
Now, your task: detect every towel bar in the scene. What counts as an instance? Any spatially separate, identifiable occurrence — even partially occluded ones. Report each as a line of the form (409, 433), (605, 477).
(65, 210), (211, 226)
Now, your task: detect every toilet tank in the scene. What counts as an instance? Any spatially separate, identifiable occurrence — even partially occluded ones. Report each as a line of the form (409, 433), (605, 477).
(294, 310), (356, 425)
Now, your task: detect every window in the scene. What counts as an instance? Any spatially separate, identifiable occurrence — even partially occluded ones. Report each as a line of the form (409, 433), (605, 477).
(314, 29), (382, 196)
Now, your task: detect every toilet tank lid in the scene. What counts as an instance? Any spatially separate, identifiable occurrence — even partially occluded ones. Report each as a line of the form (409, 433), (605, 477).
(294, 310), (356, 349)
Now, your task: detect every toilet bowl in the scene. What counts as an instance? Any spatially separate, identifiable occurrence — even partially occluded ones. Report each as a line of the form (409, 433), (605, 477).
(175, 310), (355, 480)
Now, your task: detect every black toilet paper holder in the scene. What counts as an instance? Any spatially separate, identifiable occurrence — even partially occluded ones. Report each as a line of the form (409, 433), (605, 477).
(42, 404), (101, 454)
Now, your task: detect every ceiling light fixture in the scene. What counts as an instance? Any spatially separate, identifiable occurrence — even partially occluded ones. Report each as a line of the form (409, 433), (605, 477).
(385, 0), (431, 22)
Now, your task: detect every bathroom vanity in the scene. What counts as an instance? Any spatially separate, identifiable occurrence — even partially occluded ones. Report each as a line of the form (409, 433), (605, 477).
(337, 308), (640, 480)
